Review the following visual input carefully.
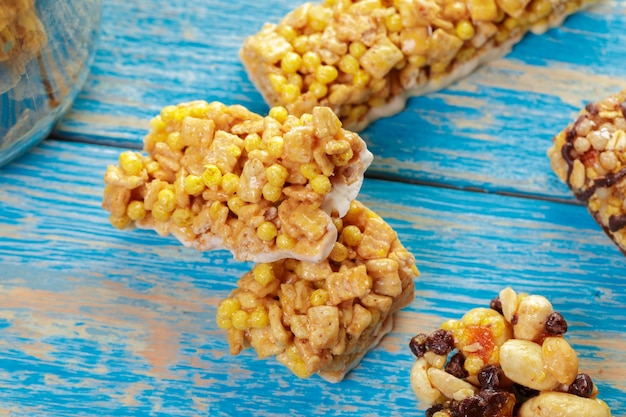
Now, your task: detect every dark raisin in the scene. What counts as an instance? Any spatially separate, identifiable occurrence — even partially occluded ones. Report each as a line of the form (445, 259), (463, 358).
(452, 395), (487, 417)
(445, 352), (469, 379)
(477, 365), (502, 390)
(585, 102), (598, 115)
(568, 373), (594, 398)
(514, 383), (539, 399)
(480, 389), (516, 414)
(479, 389), (500, 401)
(425, 404), (445, 417)
(545, 312), (568, 335)
(510, 314), (518, 325)
(489, 296), (503, 314)
(620, 101), (626, 119)
(426, 329), (455, 355)
(409, 333), (428, 358)
(608, 214), (626, 232)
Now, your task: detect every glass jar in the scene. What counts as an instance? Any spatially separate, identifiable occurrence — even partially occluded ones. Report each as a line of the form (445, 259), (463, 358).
(0, 0), (102, 166)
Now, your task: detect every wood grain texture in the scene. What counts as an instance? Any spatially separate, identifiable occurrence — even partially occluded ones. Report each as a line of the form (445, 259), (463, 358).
(0, 140), (624, 416)
(52, 0), (626, 200)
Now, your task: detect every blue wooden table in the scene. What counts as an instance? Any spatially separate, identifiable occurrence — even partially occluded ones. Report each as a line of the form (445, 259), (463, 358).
(1, 1), (625, 416)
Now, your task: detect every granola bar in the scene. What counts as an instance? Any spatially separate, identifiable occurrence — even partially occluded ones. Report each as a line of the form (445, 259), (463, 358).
(240, 0), (597, 130)
(102, 101), (373, 263)
(217, 200), (418, 382)
(548, 89), (626, 255)
(408, 288), (612, 417)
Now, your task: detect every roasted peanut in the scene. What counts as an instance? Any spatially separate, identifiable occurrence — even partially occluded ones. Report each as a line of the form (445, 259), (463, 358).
(409, 289), (611, 416)
(500, 339), (560, 391)
(499, 286), (519, 323)
(514, 294), (554, 341)
(411, 357), (443, 404)
(427, 367), (478, 400)
(518, 392), (612, 417)
(542, 336), (579, 385)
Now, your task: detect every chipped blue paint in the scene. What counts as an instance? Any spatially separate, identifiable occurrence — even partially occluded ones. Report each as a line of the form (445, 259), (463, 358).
(1, 141), (625, 416)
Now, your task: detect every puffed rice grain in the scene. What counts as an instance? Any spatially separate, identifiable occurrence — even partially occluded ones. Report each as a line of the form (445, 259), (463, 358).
(102, 101), (373, 263)
(241, 0), (597, 130)
(218, 200), (418, 382)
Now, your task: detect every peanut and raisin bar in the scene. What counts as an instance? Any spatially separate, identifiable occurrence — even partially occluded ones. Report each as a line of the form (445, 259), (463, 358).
(408, 287), (611, 417)
(217, 200), (418, 382)
(102, 101), (373, 263)
(241, 0), (596, 130)
(548, 89), (626, 255)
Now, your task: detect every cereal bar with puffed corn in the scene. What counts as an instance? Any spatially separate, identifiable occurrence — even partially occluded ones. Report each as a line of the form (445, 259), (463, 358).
(102, 101), (373, 263)
(240, 0), (597, 131)
(216, 200), (418, 382)
(548, 89), (626, 256)
(407, 287), (612, 417)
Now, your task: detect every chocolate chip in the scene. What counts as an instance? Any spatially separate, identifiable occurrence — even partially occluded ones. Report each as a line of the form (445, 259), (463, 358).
(568, 373), (594, 398)
(452, 396), (487, 417)
(545, 312), (568, 335)
(426, 329), (455, 355)
(425, 404), (444, 417)
(445, 352), (469, 379)
(477, 365), (502, 390)
(489, 296), (503, 315)
(409, 333), (428, 358)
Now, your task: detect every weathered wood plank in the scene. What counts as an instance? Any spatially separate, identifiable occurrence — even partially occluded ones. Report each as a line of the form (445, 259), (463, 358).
(53, 0), (626, 200)
(0, 140), (624, 416)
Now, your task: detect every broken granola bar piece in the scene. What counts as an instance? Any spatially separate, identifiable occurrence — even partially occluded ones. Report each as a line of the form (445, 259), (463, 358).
(241, 0), (597, 130)
(408, 287), (612, 417)
(217, 200), (418, 382)
(102, 101), (373, 263)
(548, 89), (626, 255)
